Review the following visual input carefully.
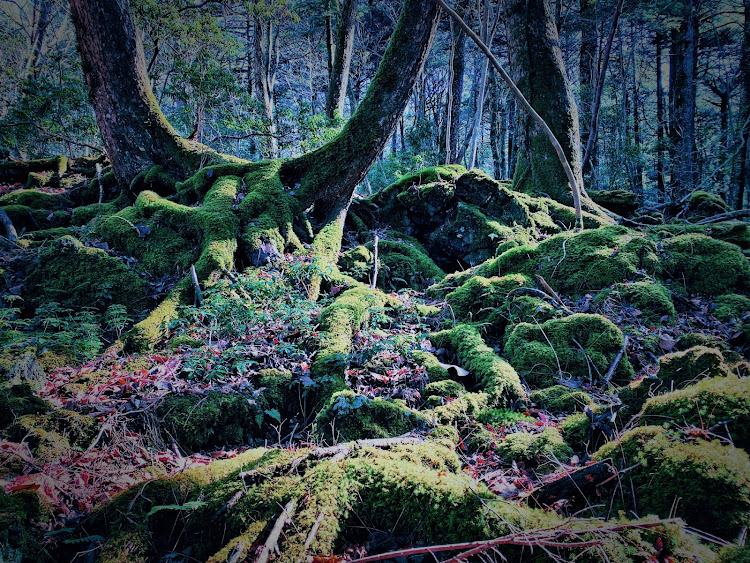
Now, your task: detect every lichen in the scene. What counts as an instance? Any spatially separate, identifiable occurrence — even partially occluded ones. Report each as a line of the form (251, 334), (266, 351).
(505, 313), (633, 387)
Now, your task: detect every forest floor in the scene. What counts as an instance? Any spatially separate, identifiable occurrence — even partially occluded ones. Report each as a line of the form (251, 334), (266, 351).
(1, 158), (749, 562)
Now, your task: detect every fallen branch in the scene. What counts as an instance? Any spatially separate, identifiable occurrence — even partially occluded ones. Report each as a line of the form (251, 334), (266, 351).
(535, 275), (573, 314)
(190, 264), (204, 306)
(0, 208), (18, 242)
(603, 335), (628, 386)
(525, 460), (617, 509)
(436, 0), (583, 229)
(304, 512), (325, 550)
(695, 209), (750, 224)
(256, 498), (297, 563)
(351, 519), (679, 562)
(370, 234), (379, 289)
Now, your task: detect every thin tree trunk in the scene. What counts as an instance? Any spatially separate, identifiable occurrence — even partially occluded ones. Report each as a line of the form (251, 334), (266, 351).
(734, 0), (750, 208)
(326, 0), (358, 119)
(631, 23), (643, 199)
(253, 17), (279, 158)
(285, 0), (441, 222)
(656, 31), (666, 202)
(445, 0), (468, 165)
(579, 0), (598, 184)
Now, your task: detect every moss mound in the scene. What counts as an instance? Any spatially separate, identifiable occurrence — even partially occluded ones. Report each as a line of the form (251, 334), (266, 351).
(491, 427), (573, 466)
(661, 234), (750, 295)
(315, 390), (427, 442)
(25, 235), (147, 313)
(156, 391), (258, 452)
(445, 273), (531, 322)
(595, 426), (750, 538)
(612, 280), (675, 322)
(0, 384), (50, 429)
(505, 313), (633, 387)
(714, 294), (750, 322)
(530, 385), (594, 412)
(657, 346), (730, 387)
(589, 189), (639, 217)
(640, 375), (750, 450)
(688, 190), (730, 216)
(0, 188), (70, 210)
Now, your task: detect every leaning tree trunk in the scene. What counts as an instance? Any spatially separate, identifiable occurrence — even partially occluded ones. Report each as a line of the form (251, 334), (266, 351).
(502, 0), (583, 206)
(284, 0), (441, 223)
(325, 0), (358, 119)
(69, 0), (228, 189)
(732, 0), (750, 209)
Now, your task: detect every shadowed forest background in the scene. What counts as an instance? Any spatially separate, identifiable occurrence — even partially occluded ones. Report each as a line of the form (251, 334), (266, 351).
(1, 0), (750, 561)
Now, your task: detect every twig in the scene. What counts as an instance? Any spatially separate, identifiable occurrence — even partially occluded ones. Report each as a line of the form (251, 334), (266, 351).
(256, 498), (297, 563)
(190, 265), (204, 306)
(535, 275), (572, 313)
(436, 0), (583, 229)
(603, 335), (628, 385)
(304, 512), (326, 550)
(0, 121), (103, 153)
(227, 541), (245, 563)
(370, 234), (379, 289)
(96, 163), (104, 204)
(222, 268), (252, 301)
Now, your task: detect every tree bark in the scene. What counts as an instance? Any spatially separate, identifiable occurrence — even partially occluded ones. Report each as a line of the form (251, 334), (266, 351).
(445, 0), (468, 165)
(503, 0), (582, 206)
(579, 0), (598, 183)
(656, 31), (666, 202)
(326, 0), (358, 119)
(733, 0), (750, 209)
(669, 0), (700, 200)
(253, 16), (279, 158)
(69, 0), (226, 188)
(285, 0), (441, 223)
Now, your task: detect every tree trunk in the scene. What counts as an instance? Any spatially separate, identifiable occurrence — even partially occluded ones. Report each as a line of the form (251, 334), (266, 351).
(503, 0), (582, 205)
(326, 0), (358, 119)
(733, 0), (750, 209)
(445, 0), (468, 165)
(69, 0), (225, 188)
(253, 17), (279, 159)
(669, 0), (700, 200)
(285, 0), (441, 223)
(579, 0), (598, 183)
(23, 0), (54, 80)
(656, 31), (666, 203)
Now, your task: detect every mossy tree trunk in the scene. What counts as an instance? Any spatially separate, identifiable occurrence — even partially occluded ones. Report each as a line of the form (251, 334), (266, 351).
(325, 0), (358, 119)
(69, 0), (229, 189)
(502, 0), (583, 206)
(283, 0), (441, 224)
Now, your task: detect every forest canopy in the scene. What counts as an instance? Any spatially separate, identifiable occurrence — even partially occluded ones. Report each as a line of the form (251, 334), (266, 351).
(0, 0), (750, 562)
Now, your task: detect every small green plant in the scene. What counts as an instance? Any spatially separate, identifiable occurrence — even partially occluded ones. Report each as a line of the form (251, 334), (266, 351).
(104, 304), (131, 339)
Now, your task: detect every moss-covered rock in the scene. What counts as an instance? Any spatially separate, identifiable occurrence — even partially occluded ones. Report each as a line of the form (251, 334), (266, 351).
(714, 294), (750, 322)
(589, 189), (639, 217)
(2, 204), (70, 232)
(431, 324), (526, 405)
(490, 427), (573, 466)
(0, 489), (46, 562)
(445, 273), (531, 322)
(0, 188), (70, 210)
(429, 391), (490, 424)
(505, 313), (633, 387)
(611, 280), (675, 322)
(530, 385), (594, 412)
(560, 412), (591, 451)
(656, 346), (730, 387)
(25, 235), (147, 313)
(411, 350), (450, 383)
(315, 390), (427, 442)
(661, 234), (750, 295)
(156, 391), (258, 453)
(476, 226), (659, 295)
(687, 190), (730, 217)
(422, 380), (467, 406)
(595, 426), (750, 538)
(639, 375), (750, 451)
(7, 410), (98, 458)
(0, 156), (67, 183)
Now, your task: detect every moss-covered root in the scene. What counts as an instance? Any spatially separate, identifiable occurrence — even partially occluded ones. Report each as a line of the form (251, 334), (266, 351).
(595, 426), (750, 539)
(310, 285), (389, 406)
(431, 324), (526, 406)
(123, 177), (240, 352)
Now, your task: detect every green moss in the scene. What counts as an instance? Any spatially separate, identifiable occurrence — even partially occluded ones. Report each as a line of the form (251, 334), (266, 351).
(657, 346), (730, 387)
(26, 235), (147, 313)
(412, 350), (450, 383)
(432, 324), (526, 405)
(490, 427), (573, 466)
(310, 285), (388, 405)
(688, 190), (730, 216)
(531, 385), (594, 412)
(315, 390), (427, 442)
(477, 226), (659, 295)
(0, 189), (70, 210)
(617, 376), (661, 416)
(429, 392), (489, 424)
(640, 375), (750, 450)
(595, 426), (750, 538)
(714, 294), (750, 322)
(2, 204), (69, 231)
(423, 379), (467, 402)
(0, 156), (67, 182)
(560, 412), (591, 451)
(71, 202), (119, 225)
(612, 280), (675, 322)
(445, 273), (531, 321)
(661, 234), (750, 295)
(157, 391), (258, 453)
(652, 221), (750, 250)
(0, 489), (45, 562)
(0, 384), (50, 429)
(505, 313), (633, 387)
(8, 410), (97, 455)
(589, 189), (639, 217)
